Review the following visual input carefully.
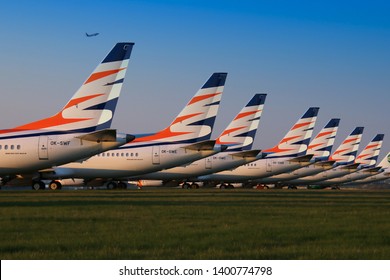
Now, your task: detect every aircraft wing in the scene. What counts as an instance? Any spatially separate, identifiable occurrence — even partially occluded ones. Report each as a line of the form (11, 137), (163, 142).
(182, 140), (216, 151)
(229, 150), (262, 159)
(76, 129), (135, 143)
(287, 154), (314, 163)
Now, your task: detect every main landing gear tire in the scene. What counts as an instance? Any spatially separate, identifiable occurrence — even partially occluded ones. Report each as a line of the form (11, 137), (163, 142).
(32, 181), (45, 190)
(107, 182), (117, 190)
(49, 181), (62, 190)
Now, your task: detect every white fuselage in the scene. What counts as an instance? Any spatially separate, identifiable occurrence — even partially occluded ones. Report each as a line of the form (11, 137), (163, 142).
(128, 151), (261, 181)
(198, 156), (312, 183)
(285, 164), (358, 185)
(253, 161), (334, 184)
(318, 168), (383, 185)
(343, 170), (390, 185)
(0, 132), (128, 176)
(45, 143), (223, 180)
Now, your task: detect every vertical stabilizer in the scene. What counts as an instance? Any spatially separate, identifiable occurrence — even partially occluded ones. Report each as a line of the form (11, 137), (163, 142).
(329, 127), (364, 165)
(307, 118), (340, 160)
(216, 93), (266, 151)
(132, 72), (227, 144)
(262, 107), (319, 158)
(8, 42), (134, 134)
(355, 134), (384, 168)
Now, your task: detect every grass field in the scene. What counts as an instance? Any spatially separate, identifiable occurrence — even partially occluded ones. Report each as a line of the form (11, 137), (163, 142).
(1, 188), (390, 259)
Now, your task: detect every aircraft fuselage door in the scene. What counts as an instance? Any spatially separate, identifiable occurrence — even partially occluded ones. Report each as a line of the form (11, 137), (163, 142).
(266, 159), (272, 172)
(152, 146), (160, 165)
(38, 136), (49, 160)
(205, 157), (212, 169)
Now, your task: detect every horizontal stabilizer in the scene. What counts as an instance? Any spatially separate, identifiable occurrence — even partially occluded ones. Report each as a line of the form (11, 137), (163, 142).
(38, 168), (55, 174)
(362, 166), (382, 173)
(76, 129), (135, 142)
(182, 140), (216, 151)
(315, 160), (336, 167)
(230, 150), (262, 159)
(339, 163), (360, 170)
(287, 154), (313, 163)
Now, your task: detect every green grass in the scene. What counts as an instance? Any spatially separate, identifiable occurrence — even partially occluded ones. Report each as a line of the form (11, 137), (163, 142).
(1, 188), (390, 259)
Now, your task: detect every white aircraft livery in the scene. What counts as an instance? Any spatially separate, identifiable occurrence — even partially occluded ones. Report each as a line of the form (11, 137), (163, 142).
(254, 118), (340, 185)
(197, 107), (319, 186)
(285, 126), (364, 186)
(343, 151), (390, 185)
(128, 93), (267, 188)
(41, 73), (228, 189)
(0, 42), (135, 189)
(314, 133), (384, 186)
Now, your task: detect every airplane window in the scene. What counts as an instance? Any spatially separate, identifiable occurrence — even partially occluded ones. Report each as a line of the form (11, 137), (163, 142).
(17, 145), (21, 150)
(112, 153), (115, 157)
(121, 153), (124, 157)
(11, 145), (14, 150)
(116, 153), (119, 157)
(4, 145), (8, 150)
(126, 153), (129, 157)
(136, 153), (138, 157)
(0, 145), (2, 150)
(131, 153), (134, 157)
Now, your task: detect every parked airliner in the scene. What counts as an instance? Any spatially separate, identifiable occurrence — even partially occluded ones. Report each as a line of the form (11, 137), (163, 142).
(197, 107), (319, 187)
(343, 151), (390, 185)
(0, 42), (135, 189)
(312, 134), (384, 186)
(284, 126), (364, 187)
(252, 118), (340, 186)
(41, 73), (228, 189)
(128, 93), (267, 188)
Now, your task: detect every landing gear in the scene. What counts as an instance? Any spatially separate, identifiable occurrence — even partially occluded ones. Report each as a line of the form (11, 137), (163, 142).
(106, 181), (117, 190)
(106, 181), (127, 189)
(181, 182), (200, 189)
(49, 181), (62, 190)
(32, 181), (45, 190)
(117, 182), (127, 189)
(220, 183), (234, 189)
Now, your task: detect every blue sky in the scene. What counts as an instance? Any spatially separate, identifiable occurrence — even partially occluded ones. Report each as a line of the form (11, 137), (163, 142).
(1, 0), (389, 161)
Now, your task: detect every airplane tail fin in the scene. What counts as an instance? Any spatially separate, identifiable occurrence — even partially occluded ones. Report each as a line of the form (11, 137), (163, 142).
(355, 134), (384, 168)
(132, 72), (227, 144)
(216, 93), (267, 151)
(10, 42), (134, 134)
(329, 127), (364, 165)
(377, 152), (390, 169)
(262, 107), (319, 158)
(307, 118), (340, 160)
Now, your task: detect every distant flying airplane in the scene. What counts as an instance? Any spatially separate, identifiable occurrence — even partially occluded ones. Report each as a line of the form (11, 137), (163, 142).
(86, 32), (99, 37)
